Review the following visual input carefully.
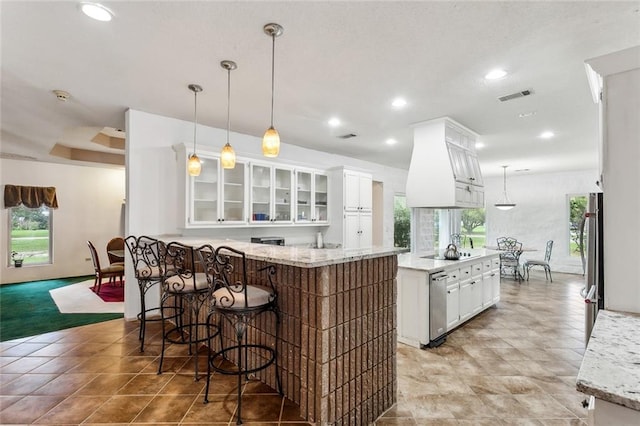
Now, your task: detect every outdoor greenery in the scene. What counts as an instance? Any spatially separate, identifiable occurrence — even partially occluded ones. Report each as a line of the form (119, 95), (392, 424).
(9, 206), (51, 265)
(394, 196), (411, 248)
(569, 195), (588, 256)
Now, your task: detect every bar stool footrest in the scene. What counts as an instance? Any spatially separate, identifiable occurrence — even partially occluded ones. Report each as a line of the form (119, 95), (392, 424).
(164, 323), (219, 346)
(209, 344), (276, 376)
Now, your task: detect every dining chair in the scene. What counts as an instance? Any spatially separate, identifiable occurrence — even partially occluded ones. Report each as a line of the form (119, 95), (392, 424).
(203, 245), (282, 425)
(524, 240), (554, 282)
(87, 240), (125, 294)
(497, 237), (523, 281)
(106, 237), (125, 266)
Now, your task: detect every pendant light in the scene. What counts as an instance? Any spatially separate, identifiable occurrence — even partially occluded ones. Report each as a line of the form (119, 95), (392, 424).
(495, 165), (516, 210)
(262, 23), (283, 158)
(220, 60), (237, 169)
(187, 84), (203, 177)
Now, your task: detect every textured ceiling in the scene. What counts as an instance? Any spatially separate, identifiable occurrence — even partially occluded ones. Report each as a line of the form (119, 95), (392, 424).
(1, 1), (639, 176)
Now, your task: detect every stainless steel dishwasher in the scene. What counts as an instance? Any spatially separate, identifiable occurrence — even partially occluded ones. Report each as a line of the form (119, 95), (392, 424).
(428, 271), (449, 347)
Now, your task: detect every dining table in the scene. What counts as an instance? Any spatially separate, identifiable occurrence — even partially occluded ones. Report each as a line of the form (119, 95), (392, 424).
(485, 246), (537, 281)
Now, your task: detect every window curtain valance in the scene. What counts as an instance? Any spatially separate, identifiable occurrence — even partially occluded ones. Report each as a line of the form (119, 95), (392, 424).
(4, 185), (59, 209)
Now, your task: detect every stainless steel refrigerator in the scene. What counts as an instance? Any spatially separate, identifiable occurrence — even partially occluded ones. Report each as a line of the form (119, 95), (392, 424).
(579, 192), (604, 344)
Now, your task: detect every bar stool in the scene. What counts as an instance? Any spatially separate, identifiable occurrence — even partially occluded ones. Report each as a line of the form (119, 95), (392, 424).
(158, 241), (219, 380)
(203, 245), (281, 425)
(124, 235), (165, 352)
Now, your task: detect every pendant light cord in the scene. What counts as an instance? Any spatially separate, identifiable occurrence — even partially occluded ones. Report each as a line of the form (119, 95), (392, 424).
(227, 68), (231, 144)
(270, 33), (275, 127)
(503, 167), (507, 193)
(193, 89), (198, 153)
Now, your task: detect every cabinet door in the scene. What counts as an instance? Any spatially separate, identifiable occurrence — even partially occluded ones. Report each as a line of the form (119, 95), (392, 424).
(191, 156), (220, 224)
(358, 174), (373, 211)
(446, 283), (460, 330)
(250, 164), (272, 223)
(470, 277), (483, 315)
(459, 279), (472, 322)
(359, 212), (373, 248)
(313, 172), (328, 222)
(221, 161), (246, 223)
(273, 167), (293, 223)
(482, 272), (493, 307)
(344, 172), (361, 211)
(466, 152), (483, 186)
(344, 212), (361, 249)
(447, 143), (469, 183)
(295, 170), (312, 222)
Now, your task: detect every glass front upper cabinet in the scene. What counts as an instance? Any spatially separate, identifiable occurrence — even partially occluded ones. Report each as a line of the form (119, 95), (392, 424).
(295, 170), (329, 223)
(250, 164), (293, 224)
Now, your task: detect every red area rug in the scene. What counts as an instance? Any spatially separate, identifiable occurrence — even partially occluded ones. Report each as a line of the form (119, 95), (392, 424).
(90, 281), (124, 303)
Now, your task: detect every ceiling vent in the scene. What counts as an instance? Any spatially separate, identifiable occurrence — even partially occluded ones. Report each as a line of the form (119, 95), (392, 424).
(498, 89), (533, 102)
(337, 133), (357, 139)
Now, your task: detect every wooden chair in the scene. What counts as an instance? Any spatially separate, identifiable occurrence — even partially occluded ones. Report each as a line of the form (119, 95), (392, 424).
(106, 237), (125, 266)
(87, 240), (124, 294)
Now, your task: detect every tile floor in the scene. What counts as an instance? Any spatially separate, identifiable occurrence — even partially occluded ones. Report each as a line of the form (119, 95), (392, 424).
(0, 271), (589, 425)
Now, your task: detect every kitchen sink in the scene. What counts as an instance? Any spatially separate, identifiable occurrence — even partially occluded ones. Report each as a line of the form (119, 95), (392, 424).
(421, 253), (479, 260)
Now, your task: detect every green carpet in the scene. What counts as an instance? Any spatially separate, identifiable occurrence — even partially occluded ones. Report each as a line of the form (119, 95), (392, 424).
(0, 276), (123, 342)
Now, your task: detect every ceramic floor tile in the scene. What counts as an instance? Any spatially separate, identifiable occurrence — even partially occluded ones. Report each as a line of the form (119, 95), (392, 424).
(132, 394), (197, 423)
(83, 394), (155, 423)
(0, 373), (58, 395)
(0, 395), (65, 424)
(33, 394), (110, 424)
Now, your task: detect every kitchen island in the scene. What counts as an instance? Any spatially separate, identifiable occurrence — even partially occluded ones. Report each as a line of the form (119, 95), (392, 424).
(152, 236), (404, 425)
(397, 250), (501, 348)
(576, 309), (640, 424)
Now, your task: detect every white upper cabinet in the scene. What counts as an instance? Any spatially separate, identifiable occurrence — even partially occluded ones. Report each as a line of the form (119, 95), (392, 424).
(295, 169), (329, 224)
(344, 170), (373, 211)
(407, 117), (484, 209)
(250, 163), (293, 224)
(185, 152), (248, 226)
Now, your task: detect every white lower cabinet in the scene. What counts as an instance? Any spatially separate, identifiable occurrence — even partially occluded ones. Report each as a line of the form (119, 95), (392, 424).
(344, 211), (372, 249)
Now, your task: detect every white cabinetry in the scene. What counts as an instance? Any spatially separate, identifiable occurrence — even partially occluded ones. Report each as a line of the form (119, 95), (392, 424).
(397, 268), (430, 348)
(407, 117), (484, 209)
(182, 150), (248, 226)
(326, 168), (373, 249)
(250, 163), (293, 224)
(295, 170), (329, 224)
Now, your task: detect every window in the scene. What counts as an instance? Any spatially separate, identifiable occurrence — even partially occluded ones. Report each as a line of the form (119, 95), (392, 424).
(460, 208), (486, 249)
(569, 194), (587, 257)
(393, 195), (410, 248)
(9, 205), (53, 266)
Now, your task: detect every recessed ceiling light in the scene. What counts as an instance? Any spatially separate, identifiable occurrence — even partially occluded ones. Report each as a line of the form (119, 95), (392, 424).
(518, 111), (537, 118)
(391, 98), (407, 108)
(80, 2), (114, 22)
(475, 142), (485, 149)
(328, 117), (340, 127)
(540, 131), (555, 139)
(485, 69), (508, 80)
(385, 138), (398, 145)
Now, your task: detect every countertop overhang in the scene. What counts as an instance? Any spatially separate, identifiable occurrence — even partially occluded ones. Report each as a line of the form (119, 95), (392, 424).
(576, 309), (640, 411)
(398, 249), (500, 272)
(152, 235), (407, 268)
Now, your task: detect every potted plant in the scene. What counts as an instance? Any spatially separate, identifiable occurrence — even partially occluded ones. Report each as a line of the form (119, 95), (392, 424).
(11, 251), (24, 267)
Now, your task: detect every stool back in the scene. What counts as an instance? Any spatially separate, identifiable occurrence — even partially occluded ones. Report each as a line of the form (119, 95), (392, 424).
(125, 235), (165, 280)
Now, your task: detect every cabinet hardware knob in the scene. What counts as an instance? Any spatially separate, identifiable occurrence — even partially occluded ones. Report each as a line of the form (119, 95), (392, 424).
(447, 290), (451, 294)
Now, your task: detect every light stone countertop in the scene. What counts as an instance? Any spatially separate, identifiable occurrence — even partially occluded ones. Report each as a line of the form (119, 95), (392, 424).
(576, 309), (640, 411)
(398, 249), (500, 273)
(153, 235), (406, 268)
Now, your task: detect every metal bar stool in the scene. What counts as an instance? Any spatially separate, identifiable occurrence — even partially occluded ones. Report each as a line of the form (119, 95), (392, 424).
(158, 241), (219, 380)
(124, 235), (165, 352)
(203, 245), (281, 425)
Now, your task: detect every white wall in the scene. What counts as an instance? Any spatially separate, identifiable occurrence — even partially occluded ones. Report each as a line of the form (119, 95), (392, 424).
(1, 159), (125, 284)
(485, 169), (600, 274)
(124, 109), (408, 318)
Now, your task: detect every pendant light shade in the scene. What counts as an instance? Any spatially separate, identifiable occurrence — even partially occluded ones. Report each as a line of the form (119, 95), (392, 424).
(187, 84), (203, 177)
(495, 165), (516, 210)
(262, 23), (283, 158)
(220, 60), (237, 169)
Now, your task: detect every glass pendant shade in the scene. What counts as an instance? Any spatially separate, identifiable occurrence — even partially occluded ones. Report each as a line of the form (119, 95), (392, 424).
(262, 23), (283, 158)
(187, 83), (203, 177)
(494, 165), (515, 210)
(221, 143), (236, 169)
(262, 126), (280, 157)
(187, 153), (201, 176)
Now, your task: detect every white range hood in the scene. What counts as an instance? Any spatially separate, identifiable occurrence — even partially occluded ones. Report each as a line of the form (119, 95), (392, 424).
(406, 117), (484, 209)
